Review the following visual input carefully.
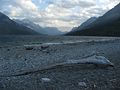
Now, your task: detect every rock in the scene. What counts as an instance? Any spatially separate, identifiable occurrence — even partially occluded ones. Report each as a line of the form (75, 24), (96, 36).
(41, 45), (49, 50)
(16, 54), (21, 58)
(24, 58), (27, 61)
(41, 78), (51, 83)
(42, 49), (50, 53)
(7, 48), (10, 51)
(78, 82), (87, 87)
(40, 46), (50, 53)
(25, 47), (33, 50)
(93, 84), (97, 88)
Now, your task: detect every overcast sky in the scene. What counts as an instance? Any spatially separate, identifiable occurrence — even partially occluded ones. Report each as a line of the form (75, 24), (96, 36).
(0, 0), (120, 32)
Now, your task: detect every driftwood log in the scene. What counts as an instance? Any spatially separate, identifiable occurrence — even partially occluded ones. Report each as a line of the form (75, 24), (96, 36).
(0, 55), (114, 77)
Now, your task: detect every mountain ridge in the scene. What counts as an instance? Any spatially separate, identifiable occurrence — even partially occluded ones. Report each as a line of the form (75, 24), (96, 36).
(67, 3), (120, 36)
(14, 19), (64, 35)
(0, 12), (40, 35)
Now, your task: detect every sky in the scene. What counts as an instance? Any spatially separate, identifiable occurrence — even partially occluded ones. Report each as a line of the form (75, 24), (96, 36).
(0, 0), (120, 32)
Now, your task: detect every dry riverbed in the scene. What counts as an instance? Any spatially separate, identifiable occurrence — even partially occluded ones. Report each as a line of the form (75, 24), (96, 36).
(0, 36), (120, 90)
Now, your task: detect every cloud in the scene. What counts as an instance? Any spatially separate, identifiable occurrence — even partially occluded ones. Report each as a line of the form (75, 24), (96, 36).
(52, 0), (95, 8)
(0, 0), (119, 31)
(0, 0), (41, 19)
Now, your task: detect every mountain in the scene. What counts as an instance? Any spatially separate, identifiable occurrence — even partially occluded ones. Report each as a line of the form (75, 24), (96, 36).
(79, 17), (97, 30)
(0, 12), (40, 35)
(67, 3), (120, 36)
(70, 17), (97, 32)
(14, 19), (64, 35)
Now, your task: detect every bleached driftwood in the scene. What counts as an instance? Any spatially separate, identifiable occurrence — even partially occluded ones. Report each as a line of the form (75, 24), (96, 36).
(66, 55), (114, 66)
(1, 55), (114, 77)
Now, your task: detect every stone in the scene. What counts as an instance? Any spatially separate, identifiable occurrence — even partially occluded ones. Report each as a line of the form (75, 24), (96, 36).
(7, 48), (10, 51)
(41, 45), (49, 50)
(78, 82), (87, 87)
(41, 78), (51, 83)
(25, 47), (33, 50)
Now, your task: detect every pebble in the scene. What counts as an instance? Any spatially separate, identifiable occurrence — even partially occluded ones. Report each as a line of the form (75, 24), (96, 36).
(7, 49), (10, 51)
(41, 78), (51, 83)
(41, 45), (49, 50)
(25, 47), (33, 50)
(78, 82), (87, 87)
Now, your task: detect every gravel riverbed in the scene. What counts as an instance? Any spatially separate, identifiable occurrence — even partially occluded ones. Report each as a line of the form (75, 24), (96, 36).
(0, 36), (120, 90)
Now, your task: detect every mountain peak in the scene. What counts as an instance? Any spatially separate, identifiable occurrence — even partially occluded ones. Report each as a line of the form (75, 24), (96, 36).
(0, 12), (39, 35)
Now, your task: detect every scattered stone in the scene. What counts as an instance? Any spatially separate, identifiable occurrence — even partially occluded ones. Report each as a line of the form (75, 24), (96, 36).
(25, 47), (34, 50)
(15, 54), (21, 58)
(41, 45), (49, 50)
(78, 82), (87, 87)
(42, 49), (48, 52)
(93, 84), (97, 88)
(42, 49), (50, 53)
(24, 58), (27, 61)
(41, 78), (51, 83)
(7, 48), (10, 51)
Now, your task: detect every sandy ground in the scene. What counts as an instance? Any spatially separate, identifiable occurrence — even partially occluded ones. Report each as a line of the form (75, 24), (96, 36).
(0, 36), (120, 90)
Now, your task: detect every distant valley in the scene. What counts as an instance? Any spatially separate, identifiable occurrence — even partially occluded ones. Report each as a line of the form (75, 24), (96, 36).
(14, 19), (64, 35)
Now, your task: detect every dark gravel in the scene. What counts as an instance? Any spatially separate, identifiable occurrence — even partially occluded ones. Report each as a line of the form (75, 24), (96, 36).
(0, 36), (120, 90)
